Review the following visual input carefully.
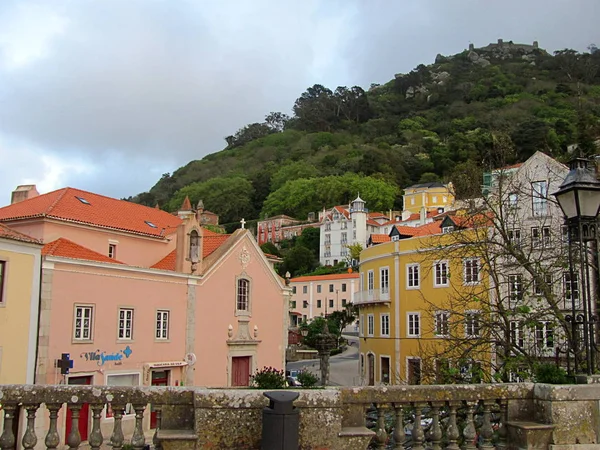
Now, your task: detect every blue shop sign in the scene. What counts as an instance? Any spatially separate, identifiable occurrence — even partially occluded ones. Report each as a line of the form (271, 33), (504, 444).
(80, 346), (133, 366)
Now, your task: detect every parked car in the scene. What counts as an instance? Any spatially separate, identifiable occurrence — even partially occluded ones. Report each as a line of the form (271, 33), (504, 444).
(286, 369), (302, 386)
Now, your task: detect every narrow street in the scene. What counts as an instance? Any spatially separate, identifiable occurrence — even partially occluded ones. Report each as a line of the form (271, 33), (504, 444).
(287, 335), (361, 386)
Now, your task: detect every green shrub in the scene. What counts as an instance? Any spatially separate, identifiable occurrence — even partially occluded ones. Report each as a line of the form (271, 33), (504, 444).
(297, 370), (319, 387)
(534, 363), (570, 384)
(251, 366), (286, 389)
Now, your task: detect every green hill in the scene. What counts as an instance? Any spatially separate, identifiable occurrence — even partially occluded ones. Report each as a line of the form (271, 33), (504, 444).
(129, 41), (600, 227)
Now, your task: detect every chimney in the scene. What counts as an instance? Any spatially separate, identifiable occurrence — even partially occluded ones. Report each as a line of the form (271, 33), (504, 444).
(11, 185), (39, 204)
(420, 206), (426, 225)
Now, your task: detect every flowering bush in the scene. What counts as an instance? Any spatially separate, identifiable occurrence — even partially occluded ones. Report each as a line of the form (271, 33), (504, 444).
(251, 366), (286, 389)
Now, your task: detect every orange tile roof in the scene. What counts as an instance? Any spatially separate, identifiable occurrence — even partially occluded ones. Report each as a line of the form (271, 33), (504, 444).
(370, 234), (391, 243)
(0, 187), (182, 238)
(42, 238), (124, 264)
(412, 221), (442, 236)
(291, 273), (359, 283)
(0, 223), (41, 244)
(366, 219), (381, 226)
(368, 212), (389, 219)
(150, 230), (231, 271)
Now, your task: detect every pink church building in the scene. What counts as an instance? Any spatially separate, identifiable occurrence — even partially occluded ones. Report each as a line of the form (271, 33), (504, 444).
(0, 186), (289, 442)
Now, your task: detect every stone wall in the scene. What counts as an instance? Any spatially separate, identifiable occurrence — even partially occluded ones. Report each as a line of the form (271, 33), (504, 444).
(1, 383), (600, 449)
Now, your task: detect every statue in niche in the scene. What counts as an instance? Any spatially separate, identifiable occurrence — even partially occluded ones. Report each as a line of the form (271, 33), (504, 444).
(189, 230), (200, 263)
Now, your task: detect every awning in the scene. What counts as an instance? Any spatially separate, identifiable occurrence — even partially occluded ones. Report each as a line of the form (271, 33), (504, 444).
(290, 312), (302, 316)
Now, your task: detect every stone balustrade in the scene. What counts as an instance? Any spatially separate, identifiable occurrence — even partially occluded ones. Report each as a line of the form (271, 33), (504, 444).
(0, 383), (598, 449)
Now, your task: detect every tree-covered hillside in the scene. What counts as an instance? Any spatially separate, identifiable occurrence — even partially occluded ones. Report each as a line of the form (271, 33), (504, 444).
(130, 42), (600, 226)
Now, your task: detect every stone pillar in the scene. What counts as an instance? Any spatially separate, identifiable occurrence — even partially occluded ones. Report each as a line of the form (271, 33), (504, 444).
(185, 278), (197, 386)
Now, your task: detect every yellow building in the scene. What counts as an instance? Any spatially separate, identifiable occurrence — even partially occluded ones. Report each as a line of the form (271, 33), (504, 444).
(355, 216), (490, 385)
(402, 182), (454, 215)
(0, 223), (42, 384)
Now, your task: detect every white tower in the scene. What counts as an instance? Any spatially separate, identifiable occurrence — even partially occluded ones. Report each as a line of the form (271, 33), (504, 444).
(350, 194), (367, 248)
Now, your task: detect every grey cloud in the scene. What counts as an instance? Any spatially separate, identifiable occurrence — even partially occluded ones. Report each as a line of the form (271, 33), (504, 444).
(346, 0), (600, 85)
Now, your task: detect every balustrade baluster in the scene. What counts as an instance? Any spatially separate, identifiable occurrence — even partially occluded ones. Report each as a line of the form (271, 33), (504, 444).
(392, 403), (405, 450)
(480, 400), (495, 450)
(0, 404), (17, 450)
(153, 405), (163, 450)
(44, 404), (62, 449)
(445, 402), (460, 450)
(88, 404), (104, 450)
(374, 403), (388, 449)
(429, 402), (443, 450)
(411, 402), (426, 450)
(496, 399), (508, 450)
(66, 405), (82, 449)
(463, 401), (477, 450)
(110, 405), (126, 450)
(21, 404), (39, 450)
(131, 404), (146, 450)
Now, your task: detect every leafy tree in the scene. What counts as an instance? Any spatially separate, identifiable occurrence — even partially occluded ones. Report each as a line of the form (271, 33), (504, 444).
(270, 161), (319, 191)
(280, 246), (318, 277)
(260, 242), (280, 257)
(167, 176), (255, 224)
(293, 84), (337, 132)
(295, 227), (320, 258)
(264, 111), (290, 132)
(261, 173), (398, 219)
(301, 317), (340, 350)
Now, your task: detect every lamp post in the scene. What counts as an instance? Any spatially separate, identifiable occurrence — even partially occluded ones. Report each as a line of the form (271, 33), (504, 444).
(553, 157), (600, 375)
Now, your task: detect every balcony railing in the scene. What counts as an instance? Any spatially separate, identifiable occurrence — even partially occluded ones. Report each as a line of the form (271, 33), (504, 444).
(354, 288), (391, 305)
(0, 382), (598, 449)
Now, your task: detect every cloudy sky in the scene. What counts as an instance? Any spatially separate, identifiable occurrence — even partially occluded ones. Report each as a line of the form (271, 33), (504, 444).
(0, 0), (597, 204)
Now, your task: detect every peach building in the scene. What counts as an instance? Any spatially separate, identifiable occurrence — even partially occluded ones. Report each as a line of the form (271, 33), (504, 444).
(288, 273), (360, 326)
(0, 186), (289, 444)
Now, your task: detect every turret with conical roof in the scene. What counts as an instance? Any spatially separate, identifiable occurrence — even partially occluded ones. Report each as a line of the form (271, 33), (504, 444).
(350, 193), (367, 248)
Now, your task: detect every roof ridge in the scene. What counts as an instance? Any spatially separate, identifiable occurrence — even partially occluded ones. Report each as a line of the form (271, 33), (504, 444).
(44, 187), (69, 215)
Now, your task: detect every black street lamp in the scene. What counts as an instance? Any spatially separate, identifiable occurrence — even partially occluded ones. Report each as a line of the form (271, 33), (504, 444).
(554, 157), (600, 375)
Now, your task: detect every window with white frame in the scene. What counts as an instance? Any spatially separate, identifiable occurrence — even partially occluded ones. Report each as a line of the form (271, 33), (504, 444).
(73, 305), (94, 341)
(106, 373), (140, 417)
(533, 273), (552, 297)
(303, 285), (308, 294)
(380, 268), (389, 294)
(510, 321), (524, 348)
(508, 274), (523, 304)
(156, 310), (169, 340)
(367, 271), (374, 293)
(434, 261), (449, 287)
(359, 314), (364, 337)
(407, 263), (420, 288)
(465, 311), (480, 337)
(564, 272), (580, 308)
(407, 313), (420, 337)
(508, 192), (518, 208)
(463, 258), (480, 284)
(325, 222), (331, 231)
(531, 226), (551, 248)
(536, 321), (554, 349)
(118, 308), (134, 340)
(508, 229), (521, 247)
(317, 285), (322, 293)
(108, 243), (117, 259)
(237, 278), (250, 312)
(435, 311), (449, 337)
(380, 313), (390, 337)
(325, 233), (331, 244)
(341, 232), (347, 244)
(532, 181), (548, 216)
(367, 314), (374, 336)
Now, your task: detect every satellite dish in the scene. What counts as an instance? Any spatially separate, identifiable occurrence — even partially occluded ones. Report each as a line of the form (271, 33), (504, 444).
(185, 353), (197, 366)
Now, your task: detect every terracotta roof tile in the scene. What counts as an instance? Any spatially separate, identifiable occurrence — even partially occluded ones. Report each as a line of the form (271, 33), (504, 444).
(0, 187), (182, 238)
(370, 234), (391, 243)
(290, 273), (359, 283)
(42, 238), (124, 264)
(366, 219), (381, 226)
(0, 223), (41, 244)
(150, 230), (230, 271)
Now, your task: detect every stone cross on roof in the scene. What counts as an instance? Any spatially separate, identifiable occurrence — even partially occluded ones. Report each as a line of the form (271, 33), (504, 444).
(240, 218), (246, 229)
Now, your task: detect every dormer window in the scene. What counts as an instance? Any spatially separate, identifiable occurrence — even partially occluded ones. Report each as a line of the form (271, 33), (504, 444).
(145, 221), (158, 228)
(442, 226), (454, 234)
(75, 196), (91, 205)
